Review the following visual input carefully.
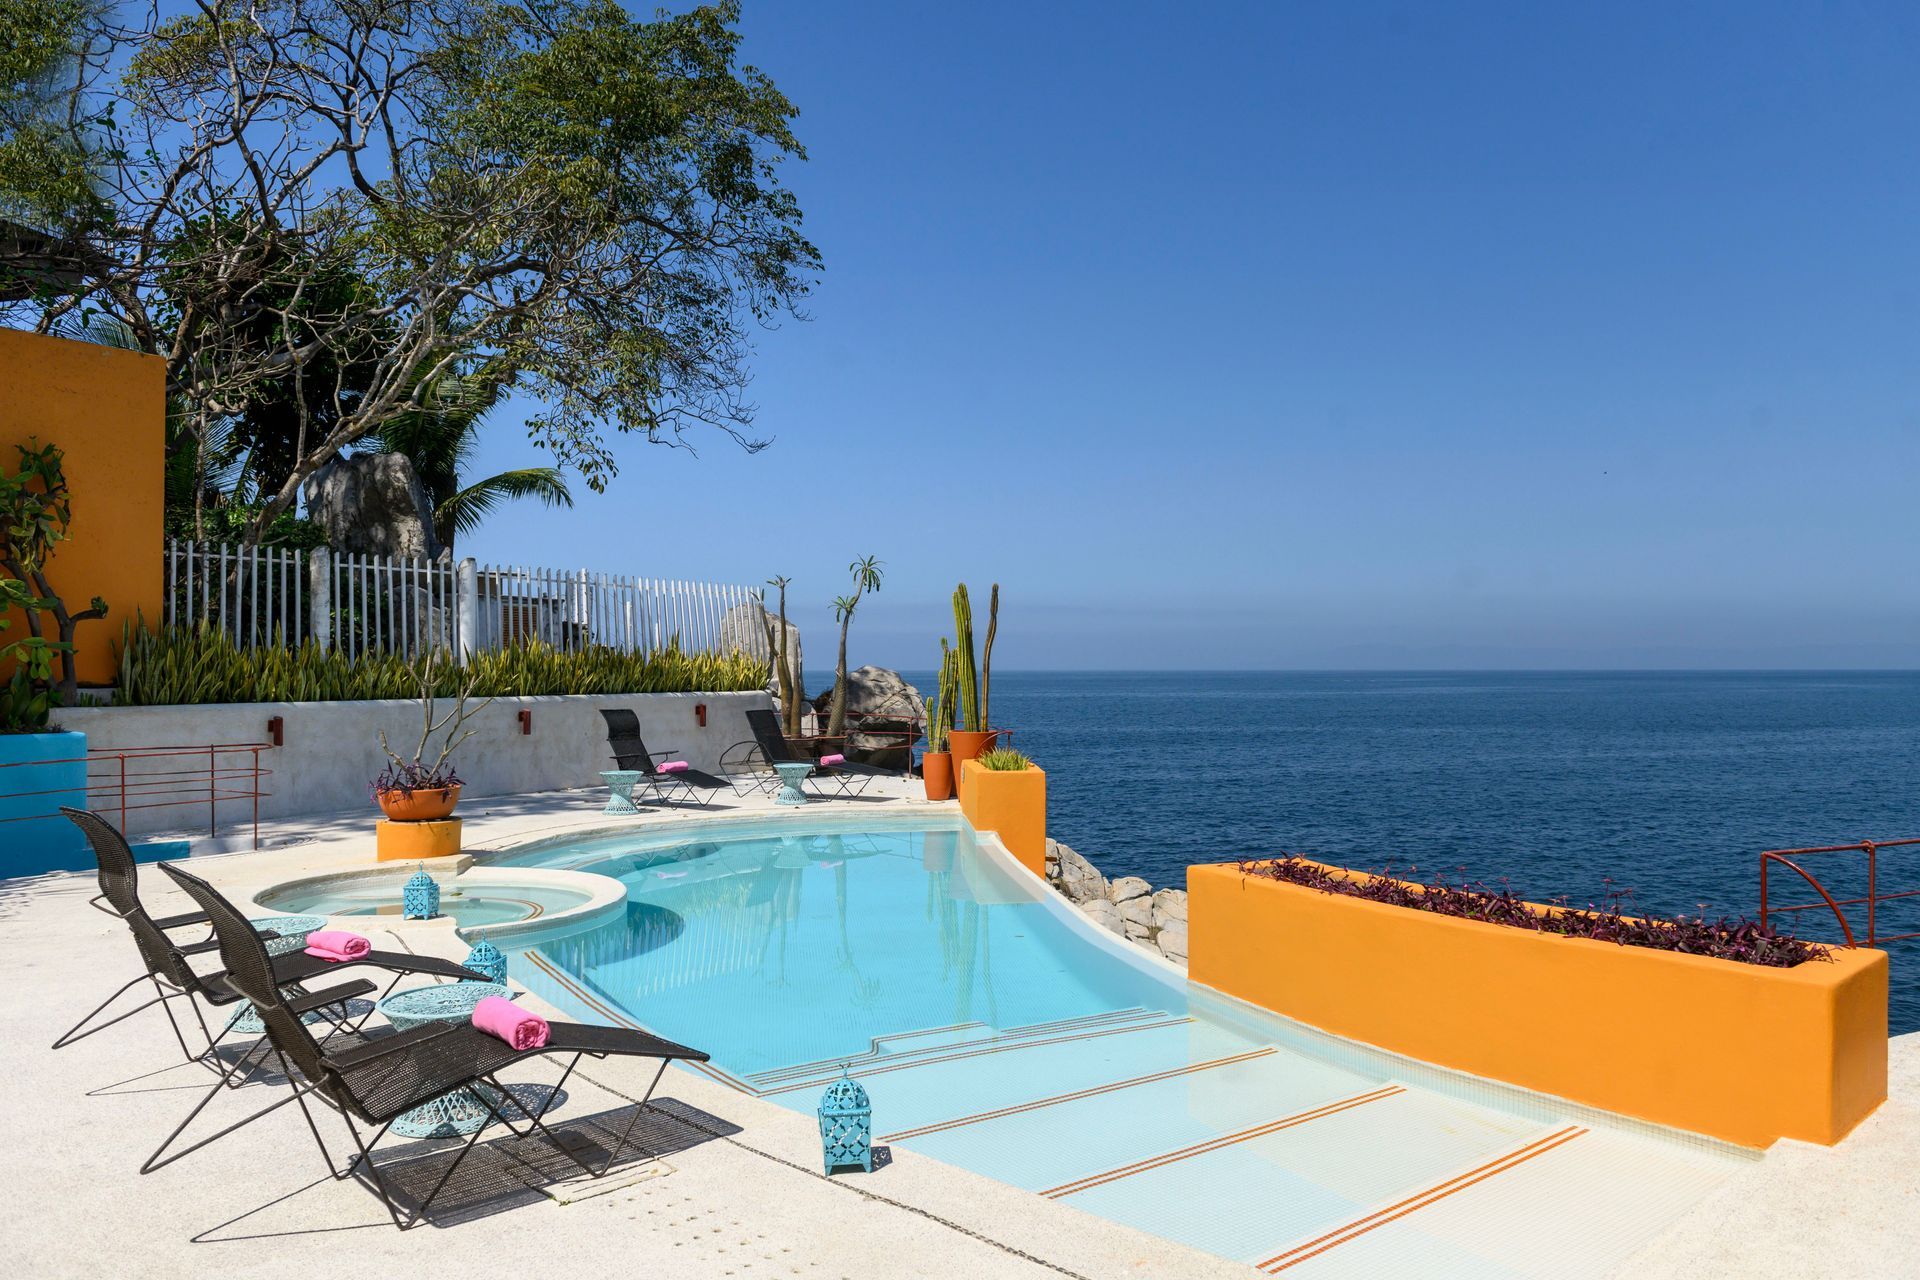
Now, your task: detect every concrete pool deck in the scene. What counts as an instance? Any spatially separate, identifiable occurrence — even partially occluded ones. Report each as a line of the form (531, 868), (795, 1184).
(4, 782), (1916, 1278)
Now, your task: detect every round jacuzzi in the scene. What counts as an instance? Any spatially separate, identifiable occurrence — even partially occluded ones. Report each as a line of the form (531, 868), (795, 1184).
(252, 866), (623, 940)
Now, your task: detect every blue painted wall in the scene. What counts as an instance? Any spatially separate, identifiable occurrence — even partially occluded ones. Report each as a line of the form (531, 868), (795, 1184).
(0, 731), (89, 878)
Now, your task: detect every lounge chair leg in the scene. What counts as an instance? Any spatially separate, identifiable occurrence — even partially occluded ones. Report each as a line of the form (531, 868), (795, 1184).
(345, 1109), (486, 1230)
(141, 1059), (318, 1174)
(50, 974), (162, 1051)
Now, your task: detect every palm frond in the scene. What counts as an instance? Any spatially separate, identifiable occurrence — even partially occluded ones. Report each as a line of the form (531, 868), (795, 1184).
(439, 467), (574, 538)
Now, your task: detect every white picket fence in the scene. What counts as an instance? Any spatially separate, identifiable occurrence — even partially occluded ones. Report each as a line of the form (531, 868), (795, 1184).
(163, 540), (768, 663)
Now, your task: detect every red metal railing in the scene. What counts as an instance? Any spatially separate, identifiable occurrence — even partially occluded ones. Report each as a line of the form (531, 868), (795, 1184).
(0, 743), (274, 850)
(1759, 838), (1920, 947)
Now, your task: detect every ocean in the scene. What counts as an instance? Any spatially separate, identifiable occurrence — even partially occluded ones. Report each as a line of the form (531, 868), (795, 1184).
(890, 670), (1920, 1033)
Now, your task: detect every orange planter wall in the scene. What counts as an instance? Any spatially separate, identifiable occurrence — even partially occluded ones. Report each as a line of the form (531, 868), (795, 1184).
(1187, 861), (1888, 1148)
(959, 759), (1046, 876)
(0, 329), (166, 685)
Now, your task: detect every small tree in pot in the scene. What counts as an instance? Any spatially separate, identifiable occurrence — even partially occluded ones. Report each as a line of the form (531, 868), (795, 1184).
(373, 649), (490, 821)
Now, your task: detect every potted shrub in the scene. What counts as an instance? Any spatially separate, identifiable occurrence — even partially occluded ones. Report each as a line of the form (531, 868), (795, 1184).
(921, 643), (959, 801)
(373, 649), (488, 822)
(959, 746), (1047, 876)
(946, 583), (1000, 787)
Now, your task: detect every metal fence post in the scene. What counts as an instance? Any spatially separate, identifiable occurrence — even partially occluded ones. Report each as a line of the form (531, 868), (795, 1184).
(309, 546), (332, 652)
(456, 557), (479, 665)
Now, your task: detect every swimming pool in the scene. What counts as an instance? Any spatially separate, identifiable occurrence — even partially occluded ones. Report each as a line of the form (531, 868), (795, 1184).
(258, 872), (595, 930)
(493, 817), (1743, 1277)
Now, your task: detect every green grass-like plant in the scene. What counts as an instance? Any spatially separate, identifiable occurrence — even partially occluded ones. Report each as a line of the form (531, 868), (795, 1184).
(976, 747), (1033, 771)
(114, 624), (768, 706)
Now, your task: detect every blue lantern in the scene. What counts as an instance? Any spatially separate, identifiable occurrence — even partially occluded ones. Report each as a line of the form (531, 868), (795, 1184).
(463, 938), (508, 984)
(402, 864), (441, 919)
(817, 1067), (873, 1174)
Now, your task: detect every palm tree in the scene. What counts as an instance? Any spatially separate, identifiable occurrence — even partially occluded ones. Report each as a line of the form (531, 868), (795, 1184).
(827, 555), (883, 737)
(373, 377), (572, 553)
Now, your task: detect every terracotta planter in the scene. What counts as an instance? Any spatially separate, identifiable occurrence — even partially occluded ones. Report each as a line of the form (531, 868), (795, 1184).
(375, 783), (463, 822)
(921, 750), (954, 801)
(946, 729), (999, 794)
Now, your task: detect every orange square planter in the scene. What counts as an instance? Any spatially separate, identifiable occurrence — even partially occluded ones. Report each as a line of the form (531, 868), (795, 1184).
(376, 818), (463, 862)
(1188, 861), (1888, 1148)
(959, 759), (1046, 876)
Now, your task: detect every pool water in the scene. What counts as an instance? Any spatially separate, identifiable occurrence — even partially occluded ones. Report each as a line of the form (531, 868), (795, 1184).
(257, 877), (589, 929)
(496, 819), (1743, 1278)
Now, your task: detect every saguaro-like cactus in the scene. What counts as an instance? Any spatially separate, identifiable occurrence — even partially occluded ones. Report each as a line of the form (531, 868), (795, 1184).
(980, 583), (998, 731)
(952, 584), (980, 731)
(929, 640), (960, 752)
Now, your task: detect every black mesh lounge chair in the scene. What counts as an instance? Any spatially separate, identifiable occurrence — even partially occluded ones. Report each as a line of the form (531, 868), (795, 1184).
(158, 859), (711, 1230)
(599, 708), (728, 808)
(723, 708), (896, 798)
(54, 807), (485, 1067)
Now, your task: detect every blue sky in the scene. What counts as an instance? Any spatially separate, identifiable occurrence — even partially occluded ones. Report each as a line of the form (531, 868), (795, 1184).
(462, 1), (1920, 670)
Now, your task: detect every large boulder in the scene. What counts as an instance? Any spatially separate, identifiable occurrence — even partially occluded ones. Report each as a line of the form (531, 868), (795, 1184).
(812, 665), (925, 767)
(720, 599), (803, 708)
(303, 453), (441, 560)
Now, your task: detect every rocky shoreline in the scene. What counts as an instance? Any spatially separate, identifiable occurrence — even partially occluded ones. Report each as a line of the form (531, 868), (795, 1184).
(1043, 839), (1188, 967)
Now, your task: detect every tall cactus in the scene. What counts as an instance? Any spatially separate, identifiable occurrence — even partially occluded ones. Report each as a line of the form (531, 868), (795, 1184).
(952, 584), (980, 731)
(929, 640), (960, 752)
(980, 583), (998, 731)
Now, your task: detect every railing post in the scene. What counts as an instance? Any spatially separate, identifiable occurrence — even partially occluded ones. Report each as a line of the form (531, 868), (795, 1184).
(309, 546), (332, 653)
(455, 557), (479, 665)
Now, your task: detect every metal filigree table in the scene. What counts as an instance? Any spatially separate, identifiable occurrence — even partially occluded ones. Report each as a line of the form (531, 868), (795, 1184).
(375, 982), (513, 1139)
(223, 915), (329, 1035)
(771, 760), (814, 806)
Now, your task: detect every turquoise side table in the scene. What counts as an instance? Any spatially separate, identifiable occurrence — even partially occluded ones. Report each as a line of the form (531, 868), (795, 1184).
(771, 761), (813, 806)
(601, 769), (648, 815)
(375, 982), (512, 1138)
(224, 914), (329, 1035)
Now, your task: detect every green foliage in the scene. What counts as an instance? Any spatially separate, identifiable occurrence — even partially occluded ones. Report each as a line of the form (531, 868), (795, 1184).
(0, 576), (61, 731)
(0, 439), (105, 700)
(0, 0), (110, 237)
(976, 747), (1032, 772)
(952, 584), (980, 732)
(927, 640), (960, 754)
(163, 503), (328, 549)
(114, 624), (768, 706)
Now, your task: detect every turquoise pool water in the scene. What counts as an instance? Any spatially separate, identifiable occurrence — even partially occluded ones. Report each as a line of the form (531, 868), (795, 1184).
(257, 877), (590, 929)
(493, 818), (1741, 1278)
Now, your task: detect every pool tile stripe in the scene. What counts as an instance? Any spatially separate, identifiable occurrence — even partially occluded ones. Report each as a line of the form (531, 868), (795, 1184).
(749, 1008), (1164, 1085)
(881, 1047), (1281, 1143)
(1255, 1124), (1591, 1273)
(1041, 1085), (1407, 1198)
(757, 1015), (1197, 1097)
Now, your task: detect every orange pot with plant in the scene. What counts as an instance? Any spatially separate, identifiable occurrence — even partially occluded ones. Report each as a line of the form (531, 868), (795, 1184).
(946, 581), (1002, 797)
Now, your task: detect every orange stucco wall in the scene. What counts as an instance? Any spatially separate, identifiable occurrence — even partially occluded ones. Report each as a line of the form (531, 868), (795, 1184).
(0, 328), (165, 685)
(1188, 861), (1888, 1148)
(960, 759), (1047, 875)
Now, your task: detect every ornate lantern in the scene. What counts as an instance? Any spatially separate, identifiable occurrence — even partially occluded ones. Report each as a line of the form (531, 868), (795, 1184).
(463, 938), (508, 984)
(817, 1067), (873, 1174)
(402, 864), (441, 920)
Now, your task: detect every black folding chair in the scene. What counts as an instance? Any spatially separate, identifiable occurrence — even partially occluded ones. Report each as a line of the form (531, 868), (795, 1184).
(723, 708), (899, 797)
(158, 860), (711, 1230)
(599, 708), (729, 808)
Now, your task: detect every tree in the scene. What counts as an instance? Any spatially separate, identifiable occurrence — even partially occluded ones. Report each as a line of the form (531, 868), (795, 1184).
(763, 574), (801, 737)
(0, 440), (106, 701)
(0, 0), (819, 543)
(0, 0), (109, 249)
(827, 555), (882, 737)
(373, 375), (572, 553)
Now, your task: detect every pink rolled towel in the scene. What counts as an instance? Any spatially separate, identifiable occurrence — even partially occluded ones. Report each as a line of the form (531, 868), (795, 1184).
(472, 995), (549, 1051)
(819, 753), (845, 766)
(303, 930), (371, 962)
(656, 760), (689, 774)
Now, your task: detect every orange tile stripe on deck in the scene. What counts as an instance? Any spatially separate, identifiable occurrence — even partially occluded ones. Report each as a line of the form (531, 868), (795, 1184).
(881, 1047), (1281, 1143)
(757, 1015), (1197, 1097)
(1042, 1085), (1407, 1198)
(1256, 1125), (1590, 1273)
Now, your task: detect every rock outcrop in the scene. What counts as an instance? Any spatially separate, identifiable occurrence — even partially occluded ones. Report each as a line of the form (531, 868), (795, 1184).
(719, 599), (803, 708)
(1045, 838), (1189, 967)
(302, 453), (442, 560)
(811, 666), (926, 767)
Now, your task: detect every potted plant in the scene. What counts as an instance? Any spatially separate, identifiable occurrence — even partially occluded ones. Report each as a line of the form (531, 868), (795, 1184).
(958, 746), (1047, 875)
(373, 649), (488, 821)
(921, 643), (959, 801)
(946, 582), (1000, 787)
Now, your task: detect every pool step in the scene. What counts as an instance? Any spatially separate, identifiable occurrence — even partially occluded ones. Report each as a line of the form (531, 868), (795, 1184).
(745, 1007), (1165, 1087)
